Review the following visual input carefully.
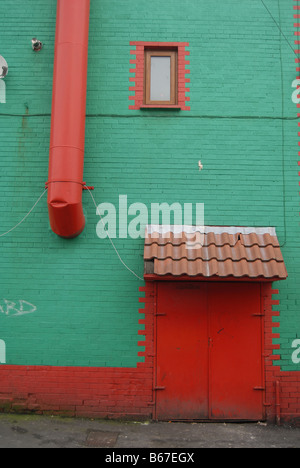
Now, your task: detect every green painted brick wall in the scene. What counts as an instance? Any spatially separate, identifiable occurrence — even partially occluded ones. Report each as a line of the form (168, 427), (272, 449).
(0, 0), (299, 370)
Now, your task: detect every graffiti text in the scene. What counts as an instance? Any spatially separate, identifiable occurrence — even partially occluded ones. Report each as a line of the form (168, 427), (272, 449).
(0, 300), (37, 317)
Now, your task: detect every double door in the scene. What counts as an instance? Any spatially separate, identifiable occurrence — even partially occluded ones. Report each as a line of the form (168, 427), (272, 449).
(155, 282), (264, 421)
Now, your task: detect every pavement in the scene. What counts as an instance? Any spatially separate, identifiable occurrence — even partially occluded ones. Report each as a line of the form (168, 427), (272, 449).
(0, 413), (299, 449)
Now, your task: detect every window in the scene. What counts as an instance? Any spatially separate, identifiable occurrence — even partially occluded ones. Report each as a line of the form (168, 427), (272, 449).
(144, 49), (177, 106)
(129, 41), (190, 111)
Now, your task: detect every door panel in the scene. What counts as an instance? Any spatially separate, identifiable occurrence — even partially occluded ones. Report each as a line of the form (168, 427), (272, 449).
(156, 282), (209, 420)
(208, 283), (263, 420)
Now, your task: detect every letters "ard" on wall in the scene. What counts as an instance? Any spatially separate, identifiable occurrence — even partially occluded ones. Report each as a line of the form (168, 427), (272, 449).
(0, 300), (37, 317)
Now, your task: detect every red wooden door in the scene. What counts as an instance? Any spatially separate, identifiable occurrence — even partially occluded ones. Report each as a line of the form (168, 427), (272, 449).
(155, 282), (264, 421)
(156, 283), (209, 420)
(208, 283), (263, 420)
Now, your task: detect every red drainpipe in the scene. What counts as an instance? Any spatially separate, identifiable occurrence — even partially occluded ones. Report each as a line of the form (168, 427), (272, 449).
(47, 0), (90, 238)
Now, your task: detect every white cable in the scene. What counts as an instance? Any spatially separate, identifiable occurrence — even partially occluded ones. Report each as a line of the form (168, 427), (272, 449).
(86, 187), (144, 282)
(0, 189), (47, 238)
(0, 187), (144, 282)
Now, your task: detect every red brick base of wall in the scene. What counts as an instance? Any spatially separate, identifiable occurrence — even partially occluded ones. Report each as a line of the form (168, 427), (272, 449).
(0, 283), (155, 420)
(0, 365), (153, 419)
(263, 284), (300, 426)
(0, 282), (299, 425)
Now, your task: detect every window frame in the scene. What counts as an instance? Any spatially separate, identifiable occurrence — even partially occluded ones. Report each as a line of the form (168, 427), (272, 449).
(144, 49), (178, 107)
(129, 41), (190, 111)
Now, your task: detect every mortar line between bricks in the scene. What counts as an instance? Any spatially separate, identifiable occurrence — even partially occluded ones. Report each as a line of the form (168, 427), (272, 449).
(87, 115), (300, 121)
(0, 113), (299, 121)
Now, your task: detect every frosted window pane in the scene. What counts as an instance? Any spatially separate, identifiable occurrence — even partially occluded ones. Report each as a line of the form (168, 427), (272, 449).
(150, 56), (171, 101)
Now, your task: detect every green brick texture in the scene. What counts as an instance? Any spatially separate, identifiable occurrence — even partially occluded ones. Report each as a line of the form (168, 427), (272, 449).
(0, 0), (299, 371)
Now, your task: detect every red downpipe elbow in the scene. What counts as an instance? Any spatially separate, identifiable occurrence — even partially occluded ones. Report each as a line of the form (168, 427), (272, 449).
(47, 0), (90, 238)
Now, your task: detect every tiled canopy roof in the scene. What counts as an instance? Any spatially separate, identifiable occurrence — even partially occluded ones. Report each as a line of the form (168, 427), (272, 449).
(144, 226), (288, 280)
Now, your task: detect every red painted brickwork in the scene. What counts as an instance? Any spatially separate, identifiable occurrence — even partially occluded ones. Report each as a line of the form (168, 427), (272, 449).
(0, 366), (151, 418)
(129, 41), (190, 111)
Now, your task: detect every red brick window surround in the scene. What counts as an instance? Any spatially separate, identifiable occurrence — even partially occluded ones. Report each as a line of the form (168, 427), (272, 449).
(129, 41), (190, 111)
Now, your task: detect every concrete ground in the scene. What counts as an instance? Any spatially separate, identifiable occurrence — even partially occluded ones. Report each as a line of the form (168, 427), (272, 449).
(0, 414), (299, 448)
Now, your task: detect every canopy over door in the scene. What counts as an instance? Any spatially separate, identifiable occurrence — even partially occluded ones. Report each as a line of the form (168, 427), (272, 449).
(144, 225), (288, 281)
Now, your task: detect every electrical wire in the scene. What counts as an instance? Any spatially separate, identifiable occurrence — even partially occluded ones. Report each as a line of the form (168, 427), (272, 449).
(260, 0), (299, 59)
(0, 189), (47, 238)
(85, 187), (144, 282)
(0, 186), (144, 281)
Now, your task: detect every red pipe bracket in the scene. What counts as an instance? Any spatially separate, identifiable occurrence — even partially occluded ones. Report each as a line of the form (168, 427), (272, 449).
(47, 0), (91, 238)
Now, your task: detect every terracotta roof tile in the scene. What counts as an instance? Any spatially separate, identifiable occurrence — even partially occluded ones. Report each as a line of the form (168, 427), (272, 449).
(144, 226), (288, 280)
